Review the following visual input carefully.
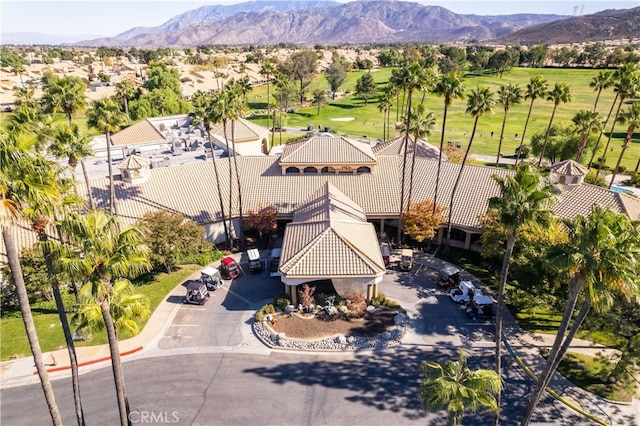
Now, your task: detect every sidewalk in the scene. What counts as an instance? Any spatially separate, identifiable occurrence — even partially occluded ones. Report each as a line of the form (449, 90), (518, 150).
(416, 253), (639, 425)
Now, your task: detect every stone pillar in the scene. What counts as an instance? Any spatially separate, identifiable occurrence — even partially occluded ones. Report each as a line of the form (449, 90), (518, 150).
(464, 231), (472, 250)
(437, 227), (444, 245)
(290, 285), (298, 305)
(380, 218), (385, 233)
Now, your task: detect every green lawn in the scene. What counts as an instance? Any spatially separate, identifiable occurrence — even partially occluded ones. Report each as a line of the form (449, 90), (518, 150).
(0, 266), (196, 361)
(247, 67), (637, 171)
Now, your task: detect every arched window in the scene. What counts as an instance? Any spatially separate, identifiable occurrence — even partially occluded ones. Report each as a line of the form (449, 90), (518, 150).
(559, 175), (566, 184)
(303, 166), (317, 174)
(320, 167), (330, 173)
(572, 176), (579, 184)
(357, 166), (371, 174)
(285, 167), (299, 174)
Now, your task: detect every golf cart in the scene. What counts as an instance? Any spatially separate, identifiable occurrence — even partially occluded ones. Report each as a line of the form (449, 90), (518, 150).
(247, 249), (263, 273)
(219, 257), (240, 280)
(200, 266), (224, 290)
(184, 281), (210, 305)
(380, 242), (391, 267)
(439, 265), (461, 288)
(450, 281), (477, 304)
(400, 249), (414, 271)
(466, 294), (494, 321)
(269, 247), (282, 278)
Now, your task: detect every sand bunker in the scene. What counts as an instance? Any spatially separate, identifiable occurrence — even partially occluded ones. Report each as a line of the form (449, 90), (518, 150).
(330, 117), (356, 122)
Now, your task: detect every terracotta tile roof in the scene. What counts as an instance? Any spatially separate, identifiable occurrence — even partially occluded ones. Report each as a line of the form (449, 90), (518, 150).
(110, 119), (167, 147)
(279, 182), (385, 278)
(554, 184), (640, 221)
(117, 155), (150, 170)
(210, 118), (268, 142)
(550, 159), (589, 176)
(372, 135), (443, 161)
(280, 137), (377, 165)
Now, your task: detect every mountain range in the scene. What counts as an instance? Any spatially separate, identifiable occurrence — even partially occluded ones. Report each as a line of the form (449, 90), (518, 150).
(74, 1), (567, 47)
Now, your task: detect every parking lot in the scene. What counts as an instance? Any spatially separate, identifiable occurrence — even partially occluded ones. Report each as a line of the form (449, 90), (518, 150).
(158, 257), (494, 351)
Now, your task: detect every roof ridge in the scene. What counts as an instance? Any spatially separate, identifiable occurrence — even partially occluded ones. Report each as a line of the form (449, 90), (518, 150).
(329, 225), (382, 272)
(279, 226), (332, 273)
(342, 137), (377, 162)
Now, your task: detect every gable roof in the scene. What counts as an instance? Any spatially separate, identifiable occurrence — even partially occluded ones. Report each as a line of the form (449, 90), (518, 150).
(280, 136), (377, 165)
(279, 182), (385, 278)
(110, 119), (167, 147)
(373, 135), (443, 161)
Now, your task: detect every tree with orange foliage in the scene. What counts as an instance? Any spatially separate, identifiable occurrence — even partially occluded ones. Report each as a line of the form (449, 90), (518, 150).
(402, 200), (445, 243)
(244, 205), (278, 241)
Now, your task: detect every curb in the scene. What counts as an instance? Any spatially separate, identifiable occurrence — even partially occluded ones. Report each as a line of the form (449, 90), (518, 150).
(33, 346), (144, 375)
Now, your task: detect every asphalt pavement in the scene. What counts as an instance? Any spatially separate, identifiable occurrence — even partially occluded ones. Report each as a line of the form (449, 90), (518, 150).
(1, 252), (638, 425)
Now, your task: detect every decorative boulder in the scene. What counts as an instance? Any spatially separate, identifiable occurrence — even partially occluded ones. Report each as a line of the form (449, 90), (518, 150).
(270, 333), (279, 342)
(347, 336), (356, 344)
(381, 331), (392, 340)
(308, 304), (314, 313)
(285, 305), (295, 313)
(265, 314), (273, 322)
(394, 313), (407, 325)
(366, 305), (376, 313)
(326, 306), (337, 315)
(335, 335), (347, 344)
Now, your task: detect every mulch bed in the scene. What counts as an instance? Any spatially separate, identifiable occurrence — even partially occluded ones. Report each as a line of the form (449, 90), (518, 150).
(269, 309), (397, 339)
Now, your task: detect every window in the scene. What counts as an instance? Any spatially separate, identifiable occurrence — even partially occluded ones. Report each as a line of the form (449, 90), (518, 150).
(357, 166), (371, 174)
(285, 167), (299, 174)
(320, 167), (330, 173)
(559, 175), (566, 184)
(303, 166), (317, 174)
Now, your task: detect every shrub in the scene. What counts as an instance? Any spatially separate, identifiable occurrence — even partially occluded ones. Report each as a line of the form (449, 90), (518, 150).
(584, 171), (607, 187)
(343, 292), (366, 317)
(616, 165), (627, 173)
(255, 303), (276, 321)
(314, 292), (333, 307)
(371, 293), (401, 309)
(274, 294), (290, 310)
(515, 144), (531, 158)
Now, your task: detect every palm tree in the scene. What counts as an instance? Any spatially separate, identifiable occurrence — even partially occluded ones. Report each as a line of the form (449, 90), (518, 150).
(406, 103), (437, 209)
(48, 123), (96, 209)
(433, 72), (465, 215)
(595, 64), (640, 180)
(114, 80), (137, 121)
(57, 210), (151, 426)
(377, 88), (394, 142)
(42, 75), (86, 124)
(259, 61), (275, 146)
(419, 350), (502, 426)
(537, 83), (572, 167)
(520, 206), (640, 425)
(0, 133), (63, 426)
(190, 91), (230, 243)
(397, 61), (435, 245)
(570, 110), (603, 163)
(445, 87), (495, 251)
(487, 163), (556, 425)
(515, 76), (547, 165)
(589, 70), (614, 111)
(86, 98), (126, 215)
(608, 101), (640, 188)
(495, 83), (523, 167)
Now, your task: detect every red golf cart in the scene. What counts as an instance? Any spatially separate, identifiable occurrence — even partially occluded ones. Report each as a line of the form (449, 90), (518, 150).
(219, 257), (240, 280)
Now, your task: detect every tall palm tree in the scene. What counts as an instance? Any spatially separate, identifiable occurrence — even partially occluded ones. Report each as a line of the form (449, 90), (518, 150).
(0, 133), (63, 426)
(377, 89), (394, 142)
(608, 101), (640, 188)
(190, 91), (230, 243)
(515, 76), (547, 165)
(520, 206), (640, 425)
(397, 61), (435, 245)
(114, 80), (137, 121)
(419, 350), (502, 426)
(487, 163), (556, 425)
(86, 98), (126, 215)
(445, 87), (495, 251)
(495, 83), (523, 167)
(48, 123), (96, 209)
(57, 210), (151, 426)
(595, 63), (640, 179)
(259, 61), (276, 147)
(406, 103), (437, 209)
(589, 70), (614, 111)
(389, 67), (408, 123)
(571, 110), (603, 163)
(42, 75), (86, 124)
(537, 82), (572, 167)
(433, 72), (465, 215)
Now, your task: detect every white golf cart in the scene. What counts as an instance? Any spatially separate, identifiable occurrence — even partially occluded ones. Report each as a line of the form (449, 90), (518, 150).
(200, 266), (224, 291)
(247, 248), (263, 273)
(450, 281), (478, 303)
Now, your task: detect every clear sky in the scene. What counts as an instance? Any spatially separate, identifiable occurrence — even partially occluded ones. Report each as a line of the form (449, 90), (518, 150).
(2, 0), (639, 37)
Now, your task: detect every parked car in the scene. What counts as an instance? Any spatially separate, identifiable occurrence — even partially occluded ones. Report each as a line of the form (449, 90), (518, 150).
(219, 257), (240, 280)
(400, 249), (413, 271)
(450, 281), (477, 303)
(200, 266), (224, 290)
(184, 280), (210, 305)
(247, 248), (263, 273)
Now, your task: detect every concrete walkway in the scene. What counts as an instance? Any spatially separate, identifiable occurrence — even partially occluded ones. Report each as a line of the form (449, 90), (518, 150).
(1, 253), (638, 424)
